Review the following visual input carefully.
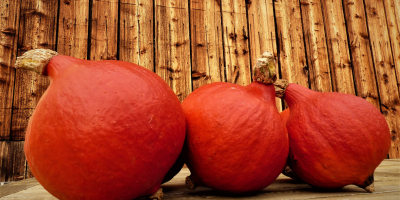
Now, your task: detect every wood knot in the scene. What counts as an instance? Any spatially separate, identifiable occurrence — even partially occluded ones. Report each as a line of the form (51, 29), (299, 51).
(63, 0), (71, 5)
(382, 74), (389, 84)
(229, 33), (237, 40)
(192, 71), (207, 79)
(1, 28), (16, 36)
(175, 41), (186, 47)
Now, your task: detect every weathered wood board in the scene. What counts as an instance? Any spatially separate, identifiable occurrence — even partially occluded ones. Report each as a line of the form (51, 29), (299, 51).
(0, 0), (20, 141)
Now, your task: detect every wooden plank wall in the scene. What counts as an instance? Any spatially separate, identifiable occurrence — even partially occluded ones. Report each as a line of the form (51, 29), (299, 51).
(0, 0), (399, 182)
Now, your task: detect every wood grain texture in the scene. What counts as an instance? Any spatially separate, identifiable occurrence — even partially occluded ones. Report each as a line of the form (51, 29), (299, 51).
(12, 0), (58, 141)
(299, 0), (332, 92)
(221, 0), (251, 86)
(155, 0), (191, 101)
(57, 0), (89, 59)
(364, 0), (400, 158)
(320, 0), (355, 95)
(246, 0), (282, 111)
(0, 141), (25, 182)
(342, 0), (379, 107)
(383, 0), (400, 94)
(90, 0), (118, 60)
(246, 0), (277, 71)
(274, 0), (309, 88)
(0, 0), (20, 141)
(190, 0), (225, 91)
(0, 141), (8, 181)
(120, 0), (154, 70)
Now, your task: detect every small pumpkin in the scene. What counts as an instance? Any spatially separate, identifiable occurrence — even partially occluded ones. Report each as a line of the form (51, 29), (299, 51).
(182, 52), (289, 193)
(16, 49), (186, 200)
(274, 80), (391, 192)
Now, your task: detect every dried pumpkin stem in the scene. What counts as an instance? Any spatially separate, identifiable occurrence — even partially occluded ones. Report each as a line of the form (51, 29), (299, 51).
(282, 165), (300, 180)
(148, 188), (163, 200)
(15, 49), (58, 75)
(185, 175), (198, 190)
(274, 79), (289, 98)
(356, 174), (375, 193)
(253, 51), (277, 84)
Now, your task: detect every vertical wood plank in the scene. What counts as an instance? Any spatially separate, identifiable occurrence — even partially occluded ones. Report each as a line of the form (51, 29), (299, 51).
(0, 0), (20, 140)
(320, 0), (355, 94)
(120, 0), (154, 71)
(274, 0), (309, 87)
(12, 0), (58, 140)
(0, 141), (25, 182)
(342, 0), (379, 107)
(0, 141), (8, 181)
(90, 0), (118, 60)
(300, 0), (332, 92)
(58, 0), (90, 59)
(246, 0), (277, 71)
(246, 0), (281, 111)
(383, 0), (400, 94)
(221, 0), (251, 86)
(155, 0), (191, 101)
(190, 0), (225, 90)
(364, 0), (400, 158)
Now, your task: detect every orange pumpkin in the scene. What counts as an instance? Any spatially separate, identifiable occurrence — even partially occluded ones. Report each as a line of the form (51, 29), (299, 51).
(279, 108), (301, 180)
(275, 80), (391, 192)
(16, 49), (185, 200)
(182, 52), (289, 193)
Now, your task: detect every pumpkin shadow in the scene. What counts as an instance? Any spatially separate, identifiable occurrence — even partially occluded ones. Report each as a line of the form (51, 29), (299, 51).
(137, 181), (367, 199)
(161, 184), (261, 198)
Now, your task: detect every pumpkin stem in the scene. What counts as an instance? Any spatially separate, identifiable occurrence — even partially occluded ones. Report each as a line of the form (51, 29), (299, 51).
(356, 174), (375, 193)
(274, 79), (289, 98)
(253, 51), (277, 84)
(148, 188), (163, 200)
(282, 165), (300, 180)
(15, 49), (58, 75)
(185, 175), (199, 190)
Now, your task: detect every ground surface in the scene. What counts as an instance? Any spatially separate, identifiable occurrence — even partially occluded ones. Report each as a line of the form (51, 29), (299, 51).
(0, 159), (399, 199)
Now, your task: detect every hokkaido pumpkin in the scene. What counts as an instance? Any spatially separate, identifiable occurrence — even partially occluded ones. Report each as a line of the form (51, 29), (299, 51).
(274, 80), (391, 192)
(182, 52), (289, 193)
(279, 108), (300, 180)
(16, 49), (186, 200)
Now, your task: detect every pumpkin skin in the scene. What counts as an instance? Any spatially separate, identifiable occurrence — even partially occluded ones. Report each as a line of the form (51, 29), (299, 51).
(182, 81), (289, 193)
(282, 83), (391, 190)
(280, 108), (290, 125)
(22, 54), (186, 200)
(279, 108), (300, 180)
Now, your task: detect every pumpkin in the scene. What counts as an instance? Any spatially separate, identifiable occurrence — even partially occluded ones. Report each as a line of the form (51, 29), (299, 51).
(15, 49), (186, 200)
(279, 108), (300, 180)
(274, 80), (391, 192)
(182, 52), (289, 193)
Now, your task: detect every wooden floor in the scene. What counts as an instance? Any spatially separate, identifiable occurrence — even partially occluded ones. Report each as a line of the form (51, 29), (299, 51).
(1, 0), (399, 182)
(0, 159), (399, 199)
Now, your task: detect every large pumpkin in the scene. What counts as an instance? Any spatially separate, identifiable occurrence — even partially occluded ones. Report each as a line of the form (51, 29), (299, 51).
(182, 52), (289, 193)
(16, 49), (186, 200)
(274, 80), (391, 192)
